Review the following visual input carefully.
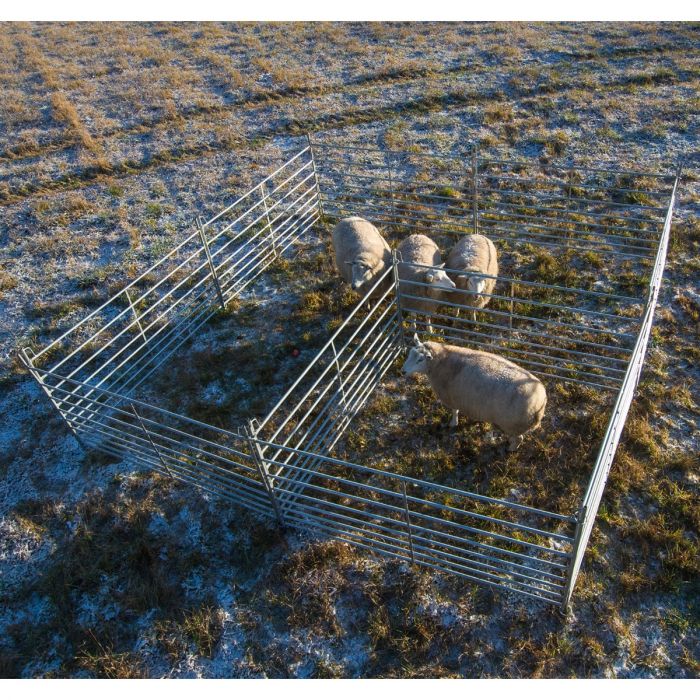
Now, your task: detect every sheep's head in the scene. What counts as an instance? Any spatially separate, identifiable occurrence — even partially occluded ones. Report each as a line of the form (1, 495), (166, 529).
(425, 265), (456, 297)
(458, 273), (487, 295)
(402, 333), (433, 376)
(347, 252), (383, 291)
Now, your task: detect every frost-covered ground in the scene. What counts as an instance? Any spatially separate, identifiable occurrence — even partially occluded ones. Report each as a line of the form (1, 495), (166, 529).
(0, 22), (698, 678)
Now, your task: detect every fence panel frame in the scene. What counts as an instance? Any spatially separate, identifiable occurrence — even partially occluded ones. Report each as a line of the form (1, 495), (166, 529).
(20, 138), (679, 610)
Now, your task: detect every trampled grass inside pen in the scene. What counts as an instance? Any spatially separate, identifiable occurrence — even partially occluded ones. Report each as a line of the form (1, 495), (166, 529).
(20, 137), (679, 609)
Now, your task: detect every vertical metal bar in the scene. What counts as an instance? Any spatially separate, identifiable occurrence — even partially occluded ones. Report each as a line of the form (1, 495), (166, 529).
(196, 215), (225, 309)
(330, 340), (347, 407)
(509, 281), (515, 330)
(259, 182), (276, 254)
(472, 144), (479, 236)
(391, 251), (407, 350)
(19, 348), (87, 450)
(387, 157), (398, 233)
(560, 504), (587, 611)
(306, 132), (324, 220)
(131, 402), (175, 478)
(125, 288), (147, 343)
(401, 482), (416, 566)
(246, 422), (285, 526)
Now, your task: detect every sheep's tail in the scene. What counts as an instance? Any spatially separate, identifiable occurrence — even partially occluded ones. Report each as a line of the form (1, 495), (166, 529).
(530, 395), (547, 431)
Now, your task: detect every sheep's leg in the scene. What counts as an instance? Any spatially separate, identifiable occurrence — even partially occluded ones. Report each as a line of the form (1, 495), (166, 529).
(449, 409), (459, 428)
(471, 308), (476, 323)
(426, 317), (433, 334)
(508, 435), (524, 452)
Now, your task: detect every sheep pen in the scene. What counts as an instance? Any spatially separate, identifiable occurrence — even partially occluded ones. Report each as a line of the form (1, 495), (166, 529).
(20, 136), (680, 611)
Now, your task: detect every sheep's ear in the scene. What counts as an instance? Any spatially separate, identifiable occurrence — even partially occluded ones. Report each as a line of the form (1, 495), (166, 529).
(412, 332), (420, 346)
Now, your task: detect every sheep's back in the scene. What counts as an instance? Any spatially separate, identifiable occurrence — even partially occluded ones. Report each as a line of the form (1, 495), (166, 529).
(446, 235), (498, 307)
(396, 234), (443, 314)
(426, 343), (546, 436)
(332, 217), (391, 283)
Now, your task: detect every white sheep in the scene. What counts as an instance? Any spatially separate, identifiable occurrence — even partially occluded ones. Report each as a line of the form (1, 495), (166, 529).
(445, 234), (499, 321)
(332, 216), (392, 297)
(396, 234), (455, 334)
(402, 334), (546, 450)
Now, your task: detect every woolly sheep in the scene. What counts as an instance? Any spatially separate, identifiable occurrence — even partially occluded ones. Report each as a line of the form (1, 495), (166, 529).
(446, 234), (499, 321)
(401, 335), (546, 450)
(332, 216), (392, 297)
(396, 234), (455, 334)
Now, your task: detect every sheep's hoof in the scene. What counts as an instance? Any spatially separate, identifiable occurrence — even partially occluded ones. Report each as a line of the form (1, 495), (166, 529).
(507, 436), (523, 452)
(484, 431), (498, 445)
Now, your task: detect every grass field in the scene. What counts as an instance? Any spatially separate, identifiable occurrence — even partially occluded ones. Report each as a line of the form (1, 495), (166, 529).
(0, 21), (698, 678)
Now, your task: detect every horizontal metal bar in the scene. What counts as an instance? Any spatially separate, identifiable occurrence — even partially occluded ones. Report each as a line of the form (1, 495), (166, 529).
(291, 492), (568, 583)
(408, 317), (623, 386)
(477, 195), (662, 226)
(281, 511), (563, 604)
(477, 155), (672, 180)
(405, 315), (627, 378)
(323, 202), (655, 261)
(333, 180), (662, 244)
(417, 329), (620, 391)
(399, 277), (637, 326)
(203, 146), (311, 228)
(254, 433), (575, 523)
(263, 452), (573, 543)
(478, 171), (673, 200)
(281, 498), (565, 594)
(477, 184), (667, 212)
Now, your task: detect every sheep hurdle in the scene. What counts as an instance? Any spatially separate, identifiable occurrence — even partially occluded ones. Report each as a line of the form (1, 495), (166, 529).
(21, 138), (680, 610)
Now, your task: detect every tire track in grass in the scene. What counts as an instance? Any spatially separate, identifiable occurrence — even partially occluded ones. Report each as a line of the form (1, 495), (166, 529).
(1, 68), (697, 206)
(0, 37), (695, 166)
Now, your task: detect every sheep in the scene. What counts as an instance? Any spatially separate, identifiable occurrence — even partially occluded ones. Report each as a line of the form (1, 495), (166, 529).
(445, 234), (499, 321)
(332, 216), (392, 298)
(401, 334), (546, 450)
(396, 234), (455, 334)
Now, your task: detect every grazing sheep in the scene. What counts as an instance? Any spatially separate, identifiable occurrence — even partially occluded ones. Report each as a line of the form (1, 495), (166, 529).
(396, 234), (455, 334)
(332, 216), (392, 297)
(402, 334), (546, 450)
(446, 234), (499, 321)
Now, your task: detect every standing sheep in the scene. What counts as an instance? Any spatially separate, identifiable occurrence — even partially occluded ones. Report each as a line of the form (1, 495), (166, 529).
(396, 234), (455, 334)
(402, 334), (546, 450)
(446, 234), (499, 321)
(332, 216), (392, 297)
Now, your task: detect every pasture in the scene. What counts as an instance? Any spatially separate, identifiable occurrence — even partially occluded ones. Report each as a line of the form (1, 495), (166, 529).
(0, 22), (698, 678)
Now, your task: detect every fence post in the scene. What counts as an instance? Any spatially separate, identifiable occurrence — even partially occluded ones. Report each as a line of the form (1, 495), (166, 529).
(125, 288), (147, 343)
(472, 144), (479, 236)
(401, 481), (416, 566)
(306, 133), (324, 220)
(391, 251), (407, 350)
(19, 348), (87, 450)
(560, 504), (588, 612)
(196, 215), (226, 309)
(330, 340), (347, 408)
(246, 422), (285, 527)
(387, 157), (398, 234)
(509, 281), (515, 331)
(131, 402), (175, 479)
(259, 181), (276, 255)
